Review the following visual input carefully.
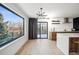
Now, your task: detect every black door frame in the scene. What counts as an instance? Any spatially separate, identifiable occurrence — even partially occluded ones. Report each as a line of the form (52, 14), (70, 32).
(37, 22), (48, 39)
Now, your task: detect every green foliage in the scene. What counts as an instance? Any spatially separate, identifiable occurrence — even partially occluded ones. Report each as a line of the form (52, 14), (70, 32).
(0, 14), (9, 40)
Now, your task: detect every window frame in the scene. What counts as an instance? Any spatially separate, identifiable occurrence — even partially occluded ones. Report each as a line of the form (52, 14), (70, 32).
(0, 3), (24, 47)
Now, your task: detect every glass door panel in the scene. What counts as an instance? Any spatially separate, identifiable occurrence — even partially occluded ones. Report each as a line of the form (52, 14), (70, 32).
(37, 23), (41, 39)
(41, 23), (48, 39)
(37, 22), (48, 39)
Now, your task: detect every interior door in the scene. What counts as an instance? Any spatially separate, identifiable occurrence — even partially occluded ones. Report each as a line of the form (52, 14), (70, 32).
(37, 22), (48, 39)
(29, 18), (37, 39)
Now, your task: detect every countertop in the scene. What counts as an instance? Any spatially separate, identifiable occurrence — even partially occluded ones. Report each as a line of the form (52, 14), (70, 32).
(51, 31), (79, 33)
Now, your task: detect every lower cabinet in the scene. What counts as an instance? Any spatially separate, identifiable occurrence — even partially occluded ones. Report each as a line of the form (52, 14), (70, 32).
(50, 32), (57, 41)
(69, 37), (79, 55)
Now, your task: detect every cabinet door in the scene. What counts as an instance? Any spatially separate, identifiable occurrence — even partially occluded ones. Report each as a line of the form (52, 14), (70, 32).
(69, 38), (79, 54)
(52, 32), (56, 40)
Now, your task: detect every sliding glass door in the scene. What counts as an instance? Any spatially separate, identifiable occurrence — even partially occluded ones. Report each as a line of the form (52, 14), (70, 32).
(37, 22), (48, 39)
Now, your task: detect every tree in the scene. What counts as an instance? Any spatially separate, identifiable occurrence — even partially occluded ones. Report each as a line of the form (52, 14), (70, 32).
(0, 13), (8, 39)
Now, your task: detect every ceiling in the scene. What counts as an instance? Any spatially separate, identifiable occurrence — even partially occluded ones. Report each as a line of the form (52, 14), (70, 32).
(18, 3), (79, 18)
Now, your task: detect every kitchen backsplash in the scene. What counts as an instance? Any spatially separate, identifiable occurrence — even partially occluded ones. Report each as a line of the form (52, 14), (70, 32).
(50, 17), (73, 32)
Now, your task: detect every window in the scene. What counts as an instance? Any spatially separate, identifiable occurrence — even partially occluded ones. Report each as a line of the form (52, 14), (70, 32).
(0, 4), (24, 47)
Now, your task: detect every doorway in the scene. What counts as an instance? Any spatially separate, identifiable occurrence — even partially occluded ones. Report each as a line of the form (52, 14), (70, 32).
(37, 22), (48, 39)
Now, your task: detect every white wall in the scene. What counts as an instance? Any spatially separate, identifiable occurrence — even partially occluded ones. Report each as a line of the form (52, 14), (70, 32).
(49, 17), (73, 32)
(0, 3), (29, 55)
